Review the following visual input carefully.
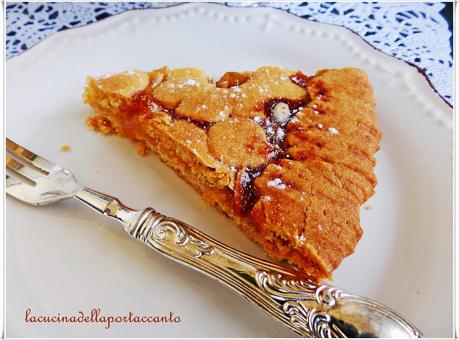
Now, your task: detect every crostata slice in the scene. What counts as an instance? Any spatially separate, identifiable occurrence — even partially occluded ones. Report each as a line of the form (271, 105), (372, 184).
(84, 66), (381, 279)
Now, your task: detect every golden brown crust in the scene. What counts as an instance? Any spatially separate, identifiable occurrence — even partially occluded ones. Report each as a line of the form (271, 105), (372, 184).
(207, 118), (271, 168)
(83, 66), (382, 279)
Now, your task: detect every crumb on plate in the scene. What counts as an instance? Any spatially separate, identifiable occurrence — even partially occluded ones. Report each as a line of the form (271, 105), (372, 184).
(59, 145), (72, 152)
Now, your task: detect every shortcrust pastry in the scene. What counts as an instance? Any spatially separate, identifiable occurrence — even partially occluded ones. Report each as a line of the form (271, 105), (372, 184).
(84, 66), (381, 279)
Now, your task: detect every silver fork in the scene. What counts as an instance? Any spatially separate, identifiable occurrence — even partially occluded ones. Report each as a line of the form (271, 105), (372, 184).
(6, 138), (422, 338)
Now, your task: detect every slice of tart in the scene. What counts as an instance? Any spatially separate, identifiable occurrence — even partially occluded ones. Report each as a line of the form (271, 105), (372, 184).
(83, 66), (381, 279)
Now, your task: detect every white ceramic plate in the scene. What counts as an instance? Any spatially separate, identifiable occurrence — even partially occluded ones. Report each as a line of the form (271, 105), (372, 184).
(6, 4), (453, 338)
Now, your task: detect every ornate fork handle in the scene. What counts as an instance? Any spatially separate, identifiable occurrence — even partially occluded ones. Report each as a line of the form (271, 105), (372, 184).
(6, 139), (422, 339)
(124, 207), (421, 338)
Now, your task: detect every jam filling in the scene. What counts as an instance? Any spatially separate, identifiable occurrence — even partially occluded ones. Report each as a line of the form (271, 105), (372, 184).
(235, 72), (312, 214)
(235, 166), (266, 215)
(127, 71), (313, 215)
(290, 72), (310, 88)
(130, 92), (215, 130)
(263, 97), (310, 148)
(216, 71), (250, 88)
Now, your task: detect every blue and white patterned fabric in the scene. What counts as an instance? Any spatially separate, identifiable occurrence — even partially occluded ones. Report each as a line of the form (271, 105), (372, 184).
(6, 2), (453, 105)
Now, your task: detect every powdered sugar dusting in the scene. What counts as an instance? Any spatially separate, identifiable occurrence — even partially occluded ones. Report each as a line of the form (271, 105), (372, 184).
(258, 85), (269, 94)
(296, 234), (306, 245)
(328, 127), (339, 134)
(276, 129), (285, 139)
(267, 178), (287, 190)
(184, 79), (199, 86)
(150, 102), (160, 112)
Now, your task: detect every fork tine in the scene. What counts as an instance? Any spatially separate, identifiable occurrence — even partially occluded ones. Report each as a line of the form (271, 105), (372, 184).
(5, 173), (39, 205)
(6, 139), (56, 174)
(5, 173), (21, 188)
(6, 155), (41, 184)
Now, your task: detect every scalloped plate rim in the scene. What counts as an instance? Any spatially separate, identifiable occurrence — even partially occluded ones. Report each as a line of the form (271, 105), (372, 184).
(5, 3), (453, 338)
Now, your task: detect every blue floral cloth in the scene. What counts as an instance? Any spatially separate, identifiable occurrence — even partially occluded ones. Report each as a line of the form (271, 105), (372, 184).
(6, 2), (453, 105)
